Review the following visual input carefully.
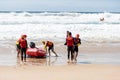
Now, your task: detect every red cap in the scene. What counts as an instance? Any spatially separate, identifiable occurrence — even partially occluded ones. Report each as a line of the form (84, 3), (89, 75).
(23, 34), (27, 37)
(21, 34), (27, 38)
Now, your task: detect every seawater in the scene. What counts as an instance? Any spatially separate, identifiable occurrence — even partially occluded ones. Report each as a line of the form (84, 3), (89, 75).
(0, 11), (120, 43)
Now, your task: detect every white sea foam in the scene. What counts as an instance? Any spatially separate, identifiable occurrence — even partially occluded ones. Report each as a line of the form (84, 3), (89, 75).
(0, 12), (120, 43)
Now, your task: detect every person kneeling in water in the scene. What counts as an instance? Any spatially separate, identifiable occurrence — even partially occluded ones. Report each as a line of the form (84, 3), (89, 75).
(42, 41), (58, 57)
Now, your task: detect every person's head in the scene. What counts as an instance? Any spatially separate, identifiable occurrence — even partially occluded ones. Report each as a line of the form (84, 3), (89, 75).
(66, 31), (70, 37)
(76, 34), (79, 38)
(68, 32), (72, 37)
(21, 34), (27, 39)
(67, 31), (69, 34)
(42, 41), (45, 45)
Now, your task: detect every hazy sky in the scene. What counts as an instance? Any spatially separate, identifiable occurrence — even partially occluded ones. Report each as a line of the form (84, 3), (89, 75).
(0, 0), (120, 12)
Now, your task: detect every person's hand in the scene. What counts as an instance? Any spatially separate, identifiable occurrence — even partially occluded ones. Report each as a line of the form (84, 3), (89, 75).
(77, 43), (81, 46)
(64, 42), (67, 45)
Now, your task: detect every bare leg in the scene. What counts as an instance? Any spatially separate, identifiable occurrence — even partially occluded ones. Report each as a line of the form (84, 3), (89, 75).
(52, 50), (58, 57)
(51, 46), (58, 57)
(75, 52), (78, 61)
(17, 49), (20, 57)
(48, 50), (51, 56)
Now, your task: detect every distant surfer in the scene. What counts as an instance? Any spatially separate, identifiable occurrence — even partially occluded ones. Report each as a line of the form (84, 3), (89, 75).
(100, 17), (104, 21)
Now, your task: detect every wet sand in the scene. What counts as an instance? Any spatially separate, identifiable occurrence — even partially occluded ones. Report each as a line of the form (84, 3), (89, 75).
(0, 41), (120, 80)
(0, 41), (120, 66)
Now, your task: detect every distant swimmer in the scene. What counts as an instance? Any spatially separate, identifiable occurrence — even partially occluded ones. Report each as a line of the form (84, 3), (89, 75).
(100, 17), (104, 21)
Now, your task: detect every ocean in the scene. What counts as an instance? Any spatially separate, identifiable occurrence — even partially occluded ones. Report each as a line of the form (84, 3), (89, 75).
(0, 11), (120, 43)
(0, 11), (120, 66)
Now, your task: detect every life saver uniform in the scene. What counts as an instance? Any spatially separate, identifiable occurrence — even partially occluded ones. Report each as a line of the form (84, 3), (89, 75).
(74, 38), (81, 46)
(43, 41), (54, 52)
(66, 36), (74, 46)
(46, 41), (53, 47)
(18, 38), (27, 48)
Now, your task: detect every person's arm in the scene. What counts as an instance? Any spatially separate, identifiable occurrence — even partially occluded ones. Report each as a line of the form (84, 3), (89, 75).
(77, 38), (81, 46)
(16, 41), (19, 45)
(64, 38), (67, 45)
(44, 44), (47, 53)
(16, 39), (20, 46)
(73, 37), (75, 45)
(79, 38), (81, 44)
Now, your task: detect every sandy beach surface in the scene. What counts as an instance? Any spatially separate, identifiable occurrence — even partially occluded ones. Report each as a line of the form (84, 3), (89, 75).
(0, 64), (120, 80)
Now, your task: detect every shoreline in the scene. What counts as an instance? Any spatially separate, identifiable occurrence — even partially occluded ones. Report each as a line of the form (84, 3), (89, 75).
(0, 41), (120, 66)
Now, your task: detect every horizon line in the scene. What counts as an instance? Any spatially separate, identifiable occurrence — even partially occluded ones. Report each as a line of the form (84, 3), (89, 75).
(0, 11), (120, 13)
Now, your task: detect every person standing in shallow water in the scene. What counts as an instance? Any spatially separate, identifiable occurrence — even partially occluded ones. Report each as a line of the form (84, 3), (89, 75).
(18, 34), (28, 62)
(42, 41), (58, 57)
(73, 34), (81, 62)
(65, 32), (74, 63)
